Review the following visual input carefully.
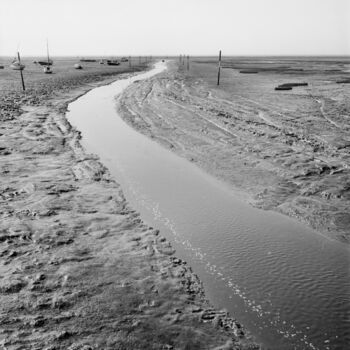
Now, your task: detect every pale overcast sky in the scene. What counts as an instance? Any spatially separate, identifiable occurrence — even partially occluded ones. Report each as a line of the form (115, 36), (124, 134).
(0, 0), (349, 56)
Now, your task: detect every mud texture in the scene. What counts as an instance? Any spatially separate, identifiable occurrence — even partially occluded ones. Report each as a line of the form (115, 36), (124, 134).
(117, 58), (350, 244)
(0, 58), (258, 349)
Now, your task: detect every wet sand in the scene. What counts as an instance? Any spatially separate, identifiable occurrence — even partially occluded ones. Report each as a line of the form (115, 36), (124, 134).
(0, 58), (257, 349)
(117, 57), (350, 244)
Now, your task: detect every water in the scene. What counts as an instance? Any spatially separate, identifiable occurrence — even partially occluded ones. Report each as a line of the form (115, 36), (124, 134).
(67, 62), (350, 350)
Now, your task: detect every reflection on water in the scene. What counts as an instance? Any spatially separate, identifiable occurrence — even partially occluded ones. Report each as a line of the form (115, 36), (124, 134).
(67, 62), (350, 350)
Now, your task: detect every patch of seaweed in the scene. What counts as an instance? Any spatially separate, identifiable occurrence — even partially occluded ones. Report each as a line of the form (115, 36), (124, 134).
(239, 70), (258, 74)
(279, 83), (308, 87)
(336, 78), (350, 84)
(275, 86), (292, 91)
(275, 82), (308, 91)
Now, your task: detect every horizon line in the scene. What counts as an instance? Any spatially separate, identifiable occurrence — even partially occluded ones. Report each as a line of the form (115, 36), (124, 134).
(1, 54), (350, 58)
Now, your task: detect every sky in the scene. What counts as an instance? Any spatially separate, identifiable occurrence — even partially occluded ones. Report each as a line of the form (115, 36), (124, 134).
(0, 0), (349, 56)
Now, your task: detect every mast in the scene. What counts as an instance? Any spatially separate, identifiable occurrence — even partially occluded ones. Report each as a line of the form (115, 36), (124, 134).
(46, 39), (50, 64)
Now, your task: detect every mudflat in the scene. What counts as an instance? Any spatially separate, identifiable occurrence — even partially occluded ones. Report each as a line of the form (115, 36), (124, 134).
(117, 57), (350, 244)
(0, 58), (257, 349)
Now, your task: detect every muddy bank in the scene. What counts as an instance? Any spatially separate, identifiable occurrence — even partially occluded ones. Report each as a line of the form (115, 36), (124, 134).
(117, 58), (350, 244)
(0, 60), (258, 349)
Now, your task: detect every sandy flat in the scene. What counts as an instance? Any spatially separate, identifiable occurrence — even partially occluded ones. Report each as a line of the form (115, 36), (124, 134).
(117, 58), (350, 244)
(0, 58), (258, 349)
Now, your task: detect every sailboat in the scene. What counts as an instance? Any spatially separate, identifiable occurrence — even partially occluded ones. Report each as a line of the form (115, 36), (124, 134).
(43, 40), (53, 73)
(10, 53), (25, 70)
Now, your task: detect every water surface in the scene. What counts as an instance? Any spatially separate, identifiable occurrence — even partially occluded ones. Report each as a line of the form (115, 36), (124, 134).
(67, 62), (350, 350)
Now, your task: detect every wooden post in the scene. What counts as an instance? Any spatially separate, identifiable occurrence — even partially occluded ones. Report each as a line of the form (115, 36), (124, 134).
(129, 56), (131, 67)
(182, 54), (185, 65)
(179, 55), (181, 64)
(187, 55), (190, 70)
(17, 52), (25, 91)
(217, 50), (222, 86)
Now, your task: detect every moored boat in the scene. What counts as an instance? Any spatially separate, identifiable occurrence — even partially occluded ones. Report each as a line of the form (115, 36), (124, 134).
(43, 40), (53, 73)
(10, 59), (25, 70)
(37, 59), (53, 66)
(43, 66), (52, 74)
(106, 60), (120, 66)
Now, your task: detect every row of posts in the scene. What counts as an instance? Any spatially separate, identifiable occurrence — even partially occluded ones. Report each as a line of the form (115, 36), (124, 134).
(179, 54), (190, 71)
(179, 50), (222, 85)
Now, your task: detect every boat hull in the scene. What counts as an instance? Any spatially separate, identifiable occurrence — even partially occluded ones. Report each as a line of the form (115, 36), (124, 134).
(10, 64), (25, 70)
(38, 61), (53, 66)
(106, 60), (120, 66)
(43, 67), (52, 74)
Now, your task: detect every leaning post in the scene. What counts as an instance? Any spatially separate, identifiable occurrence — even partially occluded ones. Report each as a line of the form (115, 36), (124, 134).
(217, 50), (222, 86)
(17, 52), (25, 91)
